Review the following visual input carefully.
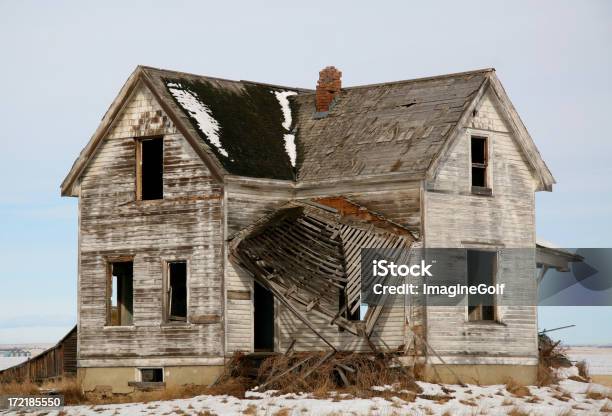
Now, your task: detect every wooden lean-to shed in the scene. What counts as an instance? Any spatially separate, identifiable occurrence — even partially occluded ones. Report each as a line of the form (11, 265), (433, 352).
(0, 326), (77, 383)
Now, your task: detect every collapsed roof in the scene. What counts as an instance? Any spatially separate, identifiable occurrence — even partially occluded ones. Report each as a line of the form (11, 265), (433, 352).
(61, 66), (555, 195)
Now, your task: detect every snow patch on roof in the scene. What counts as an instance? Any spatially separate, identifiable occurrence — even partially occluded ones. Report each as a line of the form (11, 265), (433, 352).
(167, 82), (228, 157)
(273, 90), (297, 130)
(273, 90), (298, 167)
(283, 134), (297, 167)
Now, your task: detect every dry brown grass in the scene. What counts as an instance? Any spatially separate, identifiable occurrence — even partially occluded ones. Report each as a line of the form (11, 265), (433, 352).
(601, 401), (612, 413)
(568, 375), (589, 383)
(537, 333), (570, 386)
(79, 380), (254, 407)
(418, 394), (452, 404)
(507, 407), (529, 416)
(557, 409), (574, 416)
(273, 409), (291, 416)
(0, 380), (40, 395)
(0, 377), (87, 405)
(242, 404), (258, 415)
(251, 352), (421, 399)
(585, 386), (606, 400)
(42, 377), (88, 405)
(537, 362), (558, 386)
(458, 398), (477, 406)
(505, 379), (531, 398)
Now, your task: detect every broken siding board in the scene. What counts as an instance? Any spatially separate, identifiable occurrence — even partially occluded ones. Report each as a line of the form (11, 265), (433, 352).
(424, 93), (538, 362)
(78, 84), (224, 363)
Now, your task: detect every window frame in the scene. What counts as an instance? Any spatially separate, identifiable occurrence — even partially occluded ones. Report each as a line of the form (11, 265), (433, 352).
(105, 256), (135, 327)
(162, 258), (190, 324)
(470, 135), (492, 195)
(135, 136), (164, 201)
(465, 248), (499, 323)
(137, 367), (164, 383)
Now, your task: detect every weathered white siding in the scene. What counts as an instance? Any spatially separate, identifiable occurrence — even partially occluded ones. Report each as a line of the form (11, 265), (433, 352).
(78, 83), (224, 367)
(424, 90), (538, 364)
(224, 187), (291, 353)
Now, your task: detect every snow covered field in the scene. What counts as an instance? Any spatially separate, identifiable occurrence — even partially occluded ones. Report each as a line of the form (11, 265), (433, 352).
(3, 373), (610, 416)
(567, 347), (612, 375)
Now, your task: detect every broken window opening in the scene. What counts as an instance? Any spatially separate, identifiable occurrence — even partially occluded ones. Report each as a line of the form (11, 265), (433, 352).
(471, 136), (488, 189)
(108, 261), (134, 326)
(140, 368), (163, 383)
(136, 137), (164, 200)
(166, 261), (187, 322)
(467, 250), (497, 321)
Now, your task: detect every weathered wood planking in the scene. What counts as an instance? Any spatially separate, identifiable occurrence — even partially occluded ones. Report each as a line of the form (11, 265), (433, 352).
(68, 70), (544, 371)
(78, 84), (224, 365)
(224, 189), (291, 353)
(423, 90), (538, 364)
(0, 326), (77, 383)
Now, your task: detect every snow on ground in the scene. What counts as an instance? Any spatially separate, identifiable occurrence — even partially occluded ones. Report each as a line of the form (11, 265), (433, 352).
(567, 346), (612, 375)
(166, 82), (228, 158)
(7, 369), (611, 416)
(0, 356), (26, 371)
(272, 90), (298, 167)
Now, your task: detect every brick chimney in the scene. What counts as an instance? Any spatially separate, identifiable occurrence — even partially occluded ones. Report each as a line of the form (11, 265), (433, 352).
(316, 66), (342, 113)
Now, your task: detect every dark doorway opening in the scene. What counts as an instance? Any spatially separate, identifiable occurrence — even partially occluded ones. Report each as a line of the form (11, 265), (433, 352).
(254, 281), (274, 351)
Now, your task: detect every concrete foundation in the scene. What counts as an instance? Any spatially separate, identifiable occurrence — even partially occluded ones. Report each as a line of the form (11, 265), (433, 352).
(424, 364), (537, 385)
(78, 365), (225, 394)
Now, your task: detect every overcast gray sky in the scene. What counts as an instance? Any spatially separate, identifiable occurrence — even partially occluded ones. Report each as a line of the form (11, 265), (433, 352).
(0, 0), (610, 345)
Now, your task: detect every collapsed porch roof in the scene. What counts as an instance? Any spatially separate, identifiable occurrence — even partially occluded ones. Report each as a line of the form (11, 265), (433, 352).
(229, 198), (415, 343)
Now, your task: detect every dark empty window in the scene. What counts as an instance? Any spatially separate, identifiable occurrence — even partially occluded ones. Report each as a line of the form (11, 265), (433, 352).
(339, 286), (360, 325)
(108, 261), (133, 326)
(467, 250), (496, 321)
(166, 261), (187, 321)
(140, 368), (163, 382)
(137, 137), (163, 200)
(471, 136), (488, 188)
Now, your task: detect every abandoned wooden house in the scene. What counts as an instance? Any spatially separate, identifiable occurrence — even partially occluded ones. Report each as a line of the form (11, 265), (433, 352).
(60, 65), (557, 393)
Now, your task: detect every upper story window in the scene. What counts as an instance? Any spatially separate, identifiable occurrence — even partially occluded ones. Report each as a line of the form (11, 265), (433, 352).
(471, 136), (491, 195)
(136, 137), (163, 200)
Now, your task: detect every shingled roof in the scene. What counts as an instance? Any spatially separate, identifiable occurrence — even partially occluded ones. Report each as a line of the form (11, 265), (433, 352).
(61, 66), (555, 195)
(293, 71), (487, 181)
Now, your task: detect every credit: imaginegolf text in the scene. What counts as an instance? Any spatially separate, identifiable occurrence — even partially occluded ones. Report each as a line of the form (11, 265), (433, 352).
(370, 259), (505, 298)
